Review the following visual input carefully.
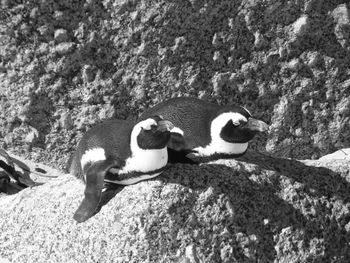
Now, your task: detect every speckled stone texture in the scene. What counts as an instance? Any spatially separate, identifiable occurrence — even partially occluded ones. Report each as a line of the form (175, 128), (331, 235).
(1, 150), (349, 262)
(1, 1), (350, 262)
(1, 0), (350, 169)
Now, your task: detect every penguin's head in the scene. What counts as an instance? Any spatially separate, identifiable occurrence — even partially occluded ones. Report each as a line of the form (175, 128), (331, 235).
(134, 116), (174, 150)
(215, 106), (269, 144)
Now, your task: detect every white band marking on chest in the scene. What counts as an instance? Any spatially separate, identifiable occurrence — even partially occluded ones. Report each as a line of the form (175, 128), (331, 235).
(193, 112), (249, 156)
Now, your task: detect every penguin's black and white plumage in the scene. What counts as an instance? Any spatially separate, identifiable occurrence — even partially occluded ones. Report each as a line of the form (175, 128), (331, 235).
(139, 97), (269, 162)
(69, 116), (174, 223)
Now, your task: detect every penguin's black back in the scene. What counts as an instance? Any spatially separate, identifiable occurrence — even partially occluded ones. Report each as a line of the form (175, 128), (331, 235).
(69, 119), (134, 178)
(139, 97), (221, 147)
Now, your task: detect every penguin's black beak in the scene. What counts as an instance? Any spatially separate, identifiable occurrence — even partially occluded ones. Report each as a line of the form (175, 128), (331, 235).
(157, 120), (174, 132)
(245, 118), (269, 132)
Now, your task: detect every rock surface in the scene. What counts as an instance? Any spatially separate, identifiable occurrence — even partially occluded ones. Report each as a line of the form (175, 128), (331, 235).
(0, 1), (350, 169)
(1, 150), (349, 262)
(1, 1), (350, 261)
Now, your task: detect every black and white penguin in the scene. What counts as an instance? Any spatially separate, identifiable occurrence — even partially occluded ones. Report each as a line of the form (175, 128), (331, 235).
(69, 116), (174, 223)
(139, 97), (269, 162)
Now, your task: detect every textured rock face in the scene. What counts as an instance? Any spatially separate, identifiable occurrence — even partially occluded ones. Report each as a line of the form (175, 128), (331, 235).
(1, 2), (349, 261)
(1, 151), (350, 262)
(0, 1), (350, 168)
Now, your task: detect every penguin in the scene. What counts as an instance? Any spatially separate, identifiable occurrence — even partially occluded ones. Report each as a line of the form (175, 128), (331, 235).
(138, 97), (269, 163)
(69, 116), (174, 223)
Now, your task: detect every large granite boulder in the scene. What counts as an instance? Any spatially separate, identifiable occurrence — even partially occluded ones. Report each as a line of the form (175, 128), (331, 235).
(1, 150), (349, 262)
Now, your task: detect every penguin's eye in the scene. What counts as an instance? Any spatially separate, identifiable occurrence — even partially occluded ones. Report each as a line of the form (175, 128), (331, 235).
(142, 124), (157, 131)
(230, 119), (247, 127)
(231, 120), (240, 126)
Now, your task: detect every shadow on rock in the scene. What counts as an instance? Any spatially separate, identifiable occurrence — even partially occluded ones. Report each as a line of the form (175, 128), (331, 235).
(93, 183), (125, 216)
(151, 152), (349, 262)
(238, 151), (350, 203)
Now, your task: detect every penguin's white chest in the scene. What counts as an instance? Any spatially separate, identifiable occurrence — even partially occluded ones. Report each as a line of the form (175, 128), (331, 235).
(193, 140), (248, 156)
(80, 147), (168, 185)
(106, 148), (168, 185)
(118, 148), (168, 174)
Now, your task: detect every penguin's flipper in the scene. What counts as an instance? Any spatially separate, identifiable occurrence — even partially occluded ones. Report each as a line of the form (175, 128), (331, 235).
(73, 158), (122, 223)
(167, 133), (192, 152)
(167, 148), (198, 164)
(166, 134), (199, 164)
